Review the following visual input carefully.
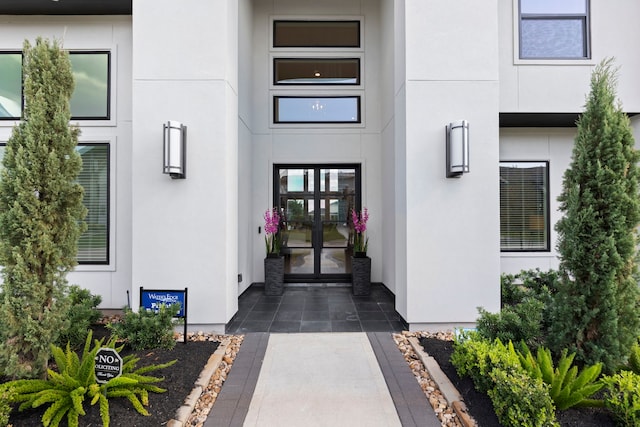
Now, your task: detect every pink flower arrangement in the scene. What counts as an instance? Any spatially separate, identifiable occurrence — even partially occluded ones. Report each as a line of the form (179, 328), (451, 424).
(351, 208), (369, 253)
(264, 208), (281, 255)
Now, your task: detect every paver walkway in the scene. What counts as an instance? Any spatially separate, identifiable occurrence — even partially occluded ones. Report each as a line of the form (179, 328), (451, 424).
(205, 332), (440, 427)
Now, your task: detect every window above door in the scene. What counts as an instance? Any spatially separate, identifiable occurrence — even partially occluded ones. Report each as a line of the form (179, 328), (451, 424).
(274, 58), (360, 85)
(270, 17), (364, 128)
(273, 20), (360, 48)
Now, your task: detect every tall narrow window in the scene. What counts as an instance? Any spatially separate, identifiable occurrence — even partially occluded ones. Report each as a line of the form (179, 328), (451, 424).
(0, 52), (22, 119)
(519, 0), (590, 59)
(69, 52), (110, 119)
(77, 144), (110, 264)
(500, 161), (549, 251)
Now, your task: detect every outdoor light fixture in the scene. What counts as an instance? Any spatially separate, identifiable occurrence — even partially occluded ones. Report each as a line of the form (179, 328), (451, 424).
(446, 120), (469, 178)
(163, 120), (186, 179)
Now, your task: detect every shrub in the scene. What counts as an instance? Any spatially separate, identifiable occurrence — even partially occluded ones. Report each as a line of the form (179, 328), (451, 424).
(451, 333), (521, 393)
(478, 270), (560, 352)
(501, 269), (560, 309)
(622, 341), (640, 375)
(56, 285), (103, 349)
(0, 383), (14, 427)
(518, 344), (604, 410)
(488, 369), (558, 427)
(452, 334), (559, 426)
(7, 331), (175, 427)
(602, 370), (640, 427)
(107, 304), (181, 350)
(477, 298), (545, 349)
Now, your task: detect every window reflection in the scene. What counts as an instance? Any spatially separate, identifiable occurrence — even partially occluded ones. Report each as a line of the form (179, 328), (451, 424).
(69, 52), (110, 119)
(274, 96), (360, 123)
(0, 53), (22, 119)
(274, 58), (360, 85)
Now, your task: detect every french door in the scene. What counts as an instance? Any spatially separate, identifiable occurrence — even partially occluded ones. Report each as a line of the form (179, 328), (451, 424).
(275, 165), (361, 281)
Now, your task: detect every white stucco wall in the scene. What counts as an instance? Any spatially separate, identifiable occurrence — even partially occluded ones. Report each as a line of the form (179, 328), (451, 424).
(402, 0), (501, 330)
(131, 0), (239, 332)
(499, 0), (640, 113)
(237, 0), (254, 295)
(0, 16), (133, 309)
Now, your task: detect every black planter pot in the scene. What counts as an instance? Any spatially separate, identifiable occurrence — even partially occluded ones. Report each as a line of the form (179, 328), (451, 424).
(264, 256), (284, 296)
(351, 255), (371, 296)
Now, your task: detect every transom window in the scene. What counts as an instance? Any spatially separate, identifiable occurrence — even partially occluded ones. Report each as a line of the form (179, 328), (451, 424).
(500, 161), (550, 251)
(0, 51), (111, 120)
(519, 0), (590, 59)
(274, 58), (360, 85)
(274, 96), (360, 123)
(271, 19), (363, 125)
(273, 20), (360, 48)
(0, 143), (110, 264)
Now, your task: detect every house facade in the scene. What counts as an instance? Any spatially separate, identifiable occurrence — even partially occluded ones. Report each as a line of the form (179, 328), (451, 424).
(0, 0), (638, 332)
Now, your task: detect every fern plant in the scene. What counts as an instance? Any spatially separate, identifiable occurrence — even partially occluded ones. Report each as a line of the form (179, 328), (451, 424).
(6, 330), (175, 427)
(518, 344), (603, 410)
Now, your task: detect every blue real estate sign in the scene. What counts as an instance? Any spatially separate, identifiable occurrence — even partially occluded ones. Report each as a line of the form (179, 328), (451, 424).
(140, 287), (188, 343)
(140, 289), (186, 317)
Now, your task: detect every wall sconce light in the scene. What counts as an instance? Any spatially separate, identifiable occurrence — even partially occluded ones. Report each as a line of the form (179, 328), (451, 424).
(163, 120), (186, 179)
(446, 120), (469, 178)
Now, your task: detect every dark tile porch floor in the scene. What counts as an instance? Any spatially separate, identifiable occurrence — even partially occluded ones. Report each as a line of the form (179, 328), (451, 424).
(225, 283), (408, 334)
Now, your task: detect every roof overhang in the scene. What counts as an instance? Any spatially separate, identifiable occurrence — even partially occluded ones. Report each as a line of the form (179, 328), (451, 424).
(500, 112), (639, 128)
(0, 0), (131, 15)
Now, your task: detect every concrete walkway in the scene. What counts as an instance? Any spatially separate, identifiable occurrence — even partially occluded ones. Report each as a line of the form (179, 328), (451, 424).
(205, 333), (440, 427)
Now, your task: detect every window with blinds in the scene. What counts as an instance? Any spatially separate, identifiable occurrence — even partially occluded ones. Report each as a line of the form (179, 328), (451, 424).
(500, 161), (549, 251)
(0, 143), (110, 264)
(77, 144), (109, 264)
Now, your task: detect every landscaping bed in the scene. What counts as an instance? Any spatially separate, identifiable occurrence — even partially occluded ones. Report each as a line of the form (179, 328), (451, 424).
(4, 325), (220, 427)
(419, 336), (617, 427)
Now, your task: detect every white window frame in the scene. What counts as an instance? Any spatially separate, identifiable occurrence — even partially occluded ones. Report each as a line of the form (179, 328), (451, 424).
(269, 16), (365, 129)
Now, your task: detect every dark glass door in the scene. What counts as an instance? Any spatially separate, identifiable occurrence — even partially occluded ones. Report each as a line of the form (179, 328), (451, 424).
(275, 165), (360, 281)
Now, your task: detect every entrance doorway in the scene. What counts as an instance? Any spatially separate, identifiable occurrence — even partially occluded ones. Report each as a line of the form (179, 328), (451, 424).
(275, 165), (361, 282)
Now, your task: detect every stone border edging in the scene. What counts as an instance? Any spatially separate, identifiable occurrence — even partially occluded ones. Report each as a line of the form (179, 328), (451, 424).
(407, 336), (476, 427)
(166, 337), (231, 427)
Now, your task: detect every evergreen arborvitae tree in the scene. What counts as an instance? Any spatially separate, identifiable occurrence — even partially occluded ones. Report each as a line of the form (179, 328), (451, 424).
(550, 58), (640, 372)
(0, 38), (86, 379)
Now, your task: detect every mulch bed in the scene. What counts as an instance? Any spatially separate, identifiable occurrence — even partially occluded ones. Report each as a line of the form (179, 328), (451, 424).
(418, 337), (616, 427)
(5, 326), (219, 427)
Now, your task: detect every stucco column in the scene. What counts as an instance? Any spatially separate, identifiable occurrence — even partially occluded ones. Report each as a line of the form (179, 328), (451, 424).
(401, 0), (501, 330)
(131, 0), (239, 332)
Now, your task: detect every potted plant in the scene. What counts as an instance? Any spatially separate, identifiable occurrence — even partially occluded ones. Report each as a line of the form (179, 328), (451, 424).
(351, 208), (371, 295)
(264, 207), (284, 295)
